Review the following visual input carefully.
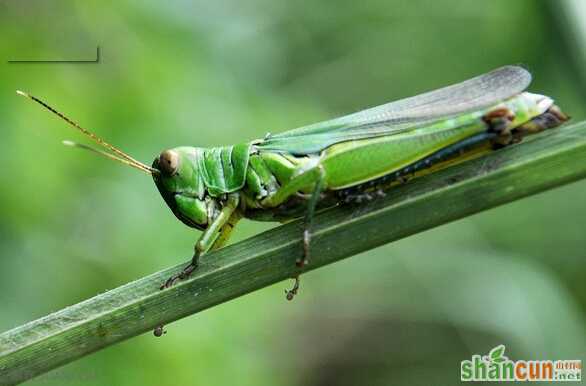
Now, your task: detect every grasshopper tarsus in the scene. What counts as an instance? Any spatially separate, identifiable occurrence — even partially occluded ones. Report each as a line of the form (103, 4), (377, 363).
(160, 275), (179, 290)
(285, 275), (300, 301)
(160, 261), (198, 290)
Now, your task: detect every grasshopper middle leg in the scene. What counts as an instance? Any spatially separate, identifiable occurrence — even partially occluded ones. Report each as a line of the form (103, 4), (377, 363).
(261, 163), (327, 300)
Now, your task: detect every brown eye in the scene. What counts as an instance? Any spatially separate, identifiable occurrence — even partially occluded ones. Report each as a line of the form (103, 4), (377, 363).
(159, 150), (179, 176)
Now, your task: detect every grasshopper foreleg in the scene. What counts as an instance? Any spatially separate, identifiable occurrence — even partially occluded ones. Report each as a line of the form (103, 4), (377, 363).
(154, 195), (240, 336)
(160, 194), (240, 290)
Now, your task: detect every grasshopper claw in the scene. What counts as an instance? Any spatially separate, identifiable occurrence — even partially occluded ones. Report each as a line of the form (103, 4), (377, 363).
(285, 275), (300, 301)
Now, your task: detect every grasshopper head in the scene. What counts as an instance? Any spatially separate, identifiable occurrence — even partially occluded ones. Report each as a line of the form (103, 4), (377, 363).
(14, 90), (210, 230)
(152, 148), (209, 230)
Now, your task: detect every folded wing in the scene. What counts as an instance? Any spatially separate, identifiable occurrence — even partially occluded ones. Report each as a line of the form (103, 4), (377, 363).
(258, 65), (531, 155)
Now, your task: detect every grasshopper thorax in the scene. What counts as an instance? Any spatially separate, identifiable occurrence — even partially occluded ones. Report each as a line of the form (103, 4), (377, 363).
(152, 144), (252, 230)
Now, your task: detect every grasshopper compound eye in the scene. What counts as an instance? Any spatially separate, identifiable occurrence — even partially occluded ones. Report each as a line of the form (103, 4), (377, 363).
(159, 150), (179, 176)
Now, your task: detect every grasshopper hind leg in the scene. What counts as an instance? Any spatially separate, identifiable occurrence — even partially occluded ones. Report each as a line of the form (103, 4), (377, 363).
(338, 131), (499, 203)
(338, 105), (568, 204)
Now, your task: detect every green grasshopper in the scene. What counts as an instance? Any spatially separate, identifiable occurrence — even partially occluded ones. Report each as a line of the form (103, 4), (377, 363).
(18, 65), (568, 335)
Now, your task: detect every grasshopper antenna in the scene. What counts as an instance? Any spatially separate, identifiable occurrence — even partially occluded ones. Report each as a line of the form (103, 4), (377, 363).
(16, 90), (158, 175)
(62, 140), (153, 175)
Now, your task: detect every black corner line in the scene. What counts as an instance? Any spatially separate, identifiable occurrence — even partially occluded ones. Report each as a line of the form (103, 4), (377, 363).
(7, 46), (101, 64)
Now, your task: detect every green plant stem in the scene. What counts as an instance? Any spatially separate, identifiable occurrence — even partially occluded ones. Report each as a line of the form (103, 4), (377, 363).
(2, 122), (586, 385)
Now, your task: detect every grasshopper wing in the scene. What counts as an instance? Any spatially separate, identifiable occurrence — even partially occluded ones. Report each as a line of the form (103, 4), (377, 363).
(258, 65), (531, 155)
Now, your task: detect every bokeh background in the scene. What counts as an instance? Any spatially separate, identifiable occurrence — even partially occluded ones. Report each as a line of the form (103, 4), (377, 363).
(1, 1), (585, 385)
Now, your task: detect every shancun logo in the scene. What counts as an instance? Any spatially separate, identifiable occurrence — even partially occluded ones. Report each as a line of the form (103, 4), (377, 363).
(460, 345), (581, 382)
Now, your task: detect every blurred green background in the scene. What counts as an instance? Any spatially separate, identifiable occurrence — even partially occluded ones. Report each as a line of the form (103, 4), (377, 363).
(1, 0), (585, 385)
